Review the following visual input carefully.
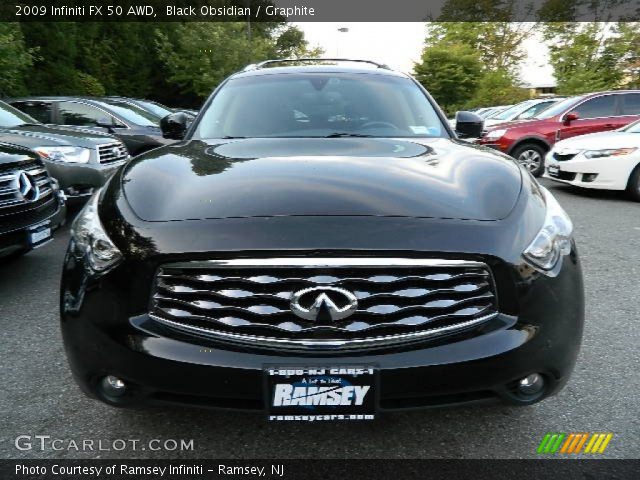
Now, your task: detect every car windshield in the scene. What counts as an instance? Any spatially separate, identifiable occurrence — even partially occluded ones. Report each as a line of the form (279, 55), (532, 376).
(0, 101), (39, 127)
(489, 101), (536, 121)
(535, 96), (584, 119)
(194, 73), (447, 139)
(135, 100), (173, 118)
(621, 120), (640, 132)
(97, 100), (160, 126)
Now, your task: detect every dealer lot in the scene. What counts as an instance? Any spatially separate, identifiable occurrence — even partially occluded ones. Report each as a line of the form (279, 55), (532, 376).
(0, 179), (638, 459)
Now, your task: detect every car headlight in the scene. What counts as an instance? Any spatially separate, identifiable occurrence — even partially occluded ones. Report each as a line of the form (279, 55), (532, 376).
(71, 189), (122, 272)
(484, 129), (507, 140)
(523, 186), (573, 275)
(583, 147), (637, 159)
(36, 146), (91, 163)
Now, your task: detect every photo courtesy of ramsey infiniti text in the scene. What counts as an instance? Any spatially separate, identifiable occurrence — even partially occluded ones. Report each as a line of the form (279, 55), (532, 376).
(60, 60), (584, 421)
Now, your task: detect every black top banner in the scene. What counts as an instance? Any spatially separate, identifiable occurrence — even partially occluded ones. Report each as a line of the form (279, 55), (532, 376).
(4, 0), (640, 22)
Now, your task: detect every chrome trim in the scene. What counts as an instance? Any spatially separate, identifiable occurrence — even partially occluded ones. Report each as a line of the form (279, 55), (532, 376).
(149, 312), (498, 349)
(166, 258), (487, 269)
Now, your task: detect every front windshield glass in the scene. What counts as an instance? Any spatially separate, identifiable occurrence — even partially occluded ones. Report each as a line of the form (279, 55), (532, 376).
(489, 101), (535, 121)
(621, 120), (640, 132)
(535, 96), (584, 119)
(136, 100), (173, 118)
(97, 100), (160, 126)
(194, 73), (447, 139)
(0, 101), (39, 127)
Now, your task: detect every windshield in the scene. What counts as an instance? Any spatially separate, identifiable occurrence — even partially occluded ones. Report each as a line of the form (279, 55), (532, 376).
(97, 100), (160, 126)
(621, 120), (640, 132)
(535, 96), (584, 119)
(194, 73), (447, 139)
(135, 100), (173, 118)
(0, 101), (39, 127)
(489, 101), (536, 121)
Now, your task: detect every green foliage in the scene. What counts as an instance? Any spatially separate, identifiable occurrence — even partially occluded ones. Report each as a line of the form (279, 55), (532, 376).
(414, 43), (483, 114)
(468, 69), (530, 107)
(0, 23), (34, 96)
(14, 20), (318, 107)
(541, 22), (634, 95)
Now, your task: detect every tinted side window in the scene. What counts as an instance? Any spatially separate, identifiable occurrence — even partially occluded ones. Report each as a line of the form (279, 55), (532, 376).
(57, 102), (113, 126)
(621, 93), (640, 115)
(12, 101), (52, 123)
(572, 95), (617, 119)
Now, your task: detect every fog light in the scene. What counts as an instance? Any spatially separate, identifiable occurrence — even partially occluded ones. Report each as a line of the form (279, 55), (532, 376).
(582, 173), (598, 183)
(101, 375), (127, 397)
(518, 373), (544, 396)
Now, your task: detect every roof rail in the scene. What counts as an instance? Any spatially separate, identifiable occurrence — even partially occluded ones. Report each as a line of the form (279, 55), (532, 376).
(242, 58), (391, 71)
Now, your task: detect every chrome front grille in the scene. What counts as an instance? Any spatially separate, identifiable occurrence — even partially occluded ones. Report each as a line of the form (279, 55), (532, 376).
(0, 160), (52, 210)
(150, 258), (498, 349)
(97, 142), (129, 164)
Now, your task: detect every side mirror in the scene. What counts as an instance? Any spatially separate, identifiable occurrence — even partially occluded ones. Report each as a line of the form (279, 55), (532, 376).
(455, 111), (484, 139)
(160, 112), (189, 140)
(564, 112), (579, 125)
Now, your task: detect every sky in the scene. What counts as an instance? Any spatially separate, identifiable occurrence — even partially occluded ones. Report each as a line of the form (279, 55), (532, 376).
(294, 22), (555, 87)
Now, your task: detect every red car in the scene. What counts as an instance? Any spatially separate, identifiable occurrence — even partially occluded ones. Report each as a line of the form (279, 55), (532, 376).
(478, 90), (640, 176)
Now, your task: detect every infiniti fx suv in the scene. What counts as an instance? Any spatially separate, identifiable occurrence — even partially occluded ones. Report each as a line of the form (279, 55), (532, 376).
(60, 60), (584, 420)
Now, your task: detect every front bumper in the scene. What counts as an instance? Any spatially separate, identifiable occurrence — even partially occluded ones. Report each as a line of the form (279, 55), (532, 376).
(61, 244), (584, 412)
(44, 159), (126, 201)
(0, 196), (66, 258)
(545, 153), (639, 190)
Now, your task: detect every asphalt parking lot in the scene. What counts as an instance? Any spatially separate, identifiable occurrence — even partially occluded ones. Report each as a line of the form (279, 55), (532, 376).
(1, 179), (639, 460)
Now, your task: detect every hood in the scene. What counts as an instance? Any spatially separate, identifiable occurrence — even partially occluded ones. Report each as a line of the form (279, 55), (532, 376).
(121, 138), (523, 222)
(0, 124), (118, 149)
(554, 130), (640, 150)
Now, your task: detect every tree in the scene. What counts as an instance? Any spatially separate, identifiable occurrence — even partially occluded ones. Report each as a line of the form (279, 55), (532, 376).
(413, 43), (483, 114)
(468, 69), (530, 107)
(541, 22), (627, 94)
(0, 23), (34, 96)
(156, 22), (322, 102)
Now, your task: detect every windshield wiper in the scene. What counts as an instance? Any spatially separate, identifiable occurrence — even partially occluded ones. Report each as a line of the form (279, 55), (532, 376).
(324, 132), (374, 138)
(221, 135), (247, 139)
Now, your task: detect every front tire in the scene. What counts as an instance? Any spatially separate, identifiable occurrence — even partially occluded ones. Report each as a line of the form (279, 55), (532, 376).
(511, 143), (547, 177)
(627, 165), (640, 201)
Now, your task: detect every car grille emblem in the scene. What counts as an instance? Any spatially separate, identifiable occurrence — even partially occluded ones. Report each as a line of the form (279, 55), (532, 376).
(290, 287), (358, 322)
(15, 171), (40, 202)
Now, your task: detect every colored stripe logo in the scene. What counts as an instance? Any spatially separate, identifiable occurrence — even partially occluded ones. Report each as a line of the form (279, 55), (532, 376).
(537, 433), (613, 454)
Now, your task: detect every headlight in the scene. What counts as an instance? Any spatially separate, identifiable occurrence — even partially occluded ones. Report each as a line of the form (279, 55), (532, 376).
(71, 190), (122, 272)
(36, 146), (91, 164)
(583, 147), (637, 159)
(523, 187), (573, 274)
(484, 129), (507, 140)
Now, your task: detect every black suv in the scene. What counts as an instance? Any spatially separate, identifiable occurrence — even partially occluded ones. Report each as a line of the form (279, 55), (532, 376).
(0, 143), (66, 258)
(61, 60), (584, 419)
(9, 97), (174, 156)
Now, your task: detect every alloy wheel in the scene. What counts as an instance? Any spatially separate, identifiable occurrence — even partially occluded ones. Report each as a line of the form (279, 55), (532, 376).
(517, 150), (542, 171)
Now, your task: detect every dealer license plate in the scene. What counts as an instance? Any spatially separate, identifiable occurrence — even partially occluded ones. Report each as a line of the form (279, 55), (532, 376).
(548, 165), (560, 175)
(265, 366), (376, 421)
(28, 223), (51, 247)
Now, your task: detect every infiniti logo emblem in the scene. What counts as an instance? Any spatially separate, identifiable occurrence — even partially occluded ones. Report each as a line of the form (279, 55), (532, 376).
(290, 287), (358, 322)
(15, 171), (40, 202)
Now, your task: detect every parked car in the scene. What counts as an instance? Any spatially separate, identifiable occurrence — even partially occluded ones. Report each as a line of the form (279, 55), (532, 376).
(61, 60), (583, 417)
(0, 142), (66, 259)
(9, 97), (174, 156)
(478, 105), (513, 119)
(0, 100), (130, 202)
(546, 119), (640, 200)
(478, 90), (640, 176)
(103, 96), (196, 122)
(483, 98), (563, 128)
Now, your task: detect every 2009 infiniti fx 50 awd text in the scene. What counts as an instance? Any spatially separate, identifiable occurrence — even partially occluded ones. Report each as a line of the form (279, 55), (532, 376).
(60, 59), (584, 421)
